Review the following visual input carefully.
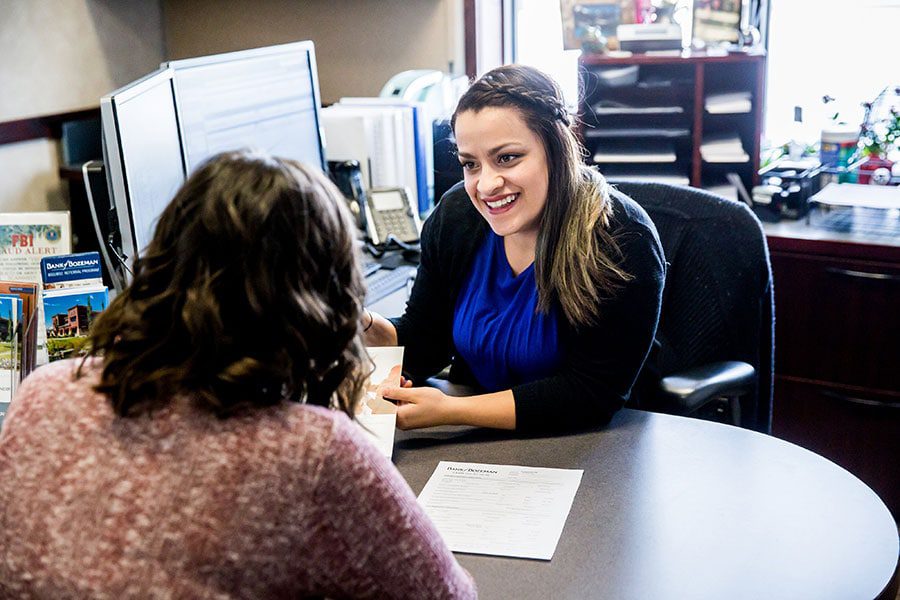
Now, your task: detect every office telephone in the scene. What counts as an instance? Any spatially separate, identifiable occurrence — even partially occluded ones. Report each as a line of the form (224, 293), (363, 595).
(363, 187), (421, 245)
(328, 161), (420, 246)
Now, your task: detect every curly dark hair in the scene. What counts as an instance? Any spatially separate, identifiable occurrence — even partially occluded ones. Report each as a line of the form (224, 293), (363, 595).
(85, 150), (368, 418)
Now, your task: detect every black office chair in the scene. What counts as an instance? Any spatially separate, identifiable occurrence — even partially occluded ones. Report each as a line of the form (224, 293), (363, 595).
(612, 181), (775, 434)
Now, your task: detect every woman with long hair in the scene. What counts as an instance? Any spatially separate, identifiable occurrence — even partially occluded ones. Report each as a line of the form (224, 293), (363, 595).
(365, 65), (665, 433)
(0, 151), (475, 598)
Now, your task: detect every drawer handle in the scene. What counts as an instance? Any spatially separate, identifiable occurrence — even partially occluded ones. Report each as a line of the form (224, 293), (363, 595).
(825, 267), (900, 283)
(820, 389), (900, 409)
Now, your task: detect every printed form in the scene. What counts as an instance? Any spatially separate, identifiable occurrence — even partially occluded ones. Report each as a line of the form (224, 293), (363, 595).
(417, 461), (583, 560)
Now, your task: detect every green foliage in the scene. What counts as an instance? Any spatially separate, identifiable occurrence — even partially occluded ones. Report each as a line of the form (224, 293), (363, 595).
(47, 336), (90, 362)
(860, 108), (900, 157)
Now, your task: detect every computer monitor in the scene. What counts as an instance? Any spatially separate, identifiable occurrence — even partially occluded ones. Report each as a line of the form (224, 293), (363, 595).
(100, 68), (186, 271)
(164, 40), (327, 174)
(99, 41), (327, 287)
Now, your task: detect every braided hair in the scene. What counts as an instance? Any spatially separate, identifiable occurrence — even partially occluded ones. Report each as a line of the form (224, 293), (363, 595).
(451, 65), (631, 327)
(474, 73), (572, 126)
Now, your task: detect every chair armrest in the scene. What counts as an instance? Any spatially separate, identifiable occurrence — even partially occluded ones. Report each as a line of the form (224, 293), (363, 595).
(658, 361), (756, 415)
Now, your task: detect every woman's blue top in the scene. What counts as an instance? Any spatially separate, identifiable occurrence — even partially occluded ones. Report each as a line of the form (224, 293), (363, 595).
(452, 233), (562, 392)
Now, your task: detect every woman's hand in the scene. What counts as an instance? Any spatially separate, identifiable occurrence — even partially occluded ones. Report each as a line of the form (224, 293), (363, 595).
(381, 385), (459, 430)
(362, 309), (399, 346)
(382, 385), (516, 430)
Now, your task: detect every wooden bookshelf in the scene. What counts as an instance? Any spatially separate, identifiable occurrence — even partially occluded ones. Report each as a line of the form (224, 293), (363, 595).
(578, 49), (766, 191)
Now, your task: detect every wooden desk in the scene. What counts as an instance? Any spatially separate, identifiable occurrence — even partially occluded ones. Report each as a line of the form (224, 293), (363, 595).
(764, 216), (900, 520)
(395, 409), (899, 599)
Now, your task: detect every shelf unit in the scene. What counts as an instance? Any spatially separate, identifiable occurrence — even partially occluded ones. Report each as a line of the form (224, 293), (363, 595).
(578, 49), (767, 191)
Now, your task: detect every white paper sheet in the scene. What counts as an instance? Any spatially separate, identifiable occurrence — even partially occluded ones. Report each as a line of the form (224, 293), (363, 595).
(705, 91), (752, 114)
(356, 347), (402, 458)
(355, 411), (396, 458)
(417, 461), (583, 560)
(810, 183), (900, 209)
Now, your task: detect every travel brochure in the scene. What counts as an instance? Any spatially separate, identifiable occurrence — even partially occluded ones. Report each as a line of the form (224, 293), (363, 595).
(40, 251), (108, 363)
(0, 295), (20, 407)
(0, 281), (39, 424)
(42, 285), (109, 363)
(0, 208), (109, 423)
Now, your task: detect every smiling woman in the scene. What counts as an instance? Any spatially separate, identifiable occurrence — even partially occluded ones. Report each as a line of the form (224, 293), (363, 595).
(454, 106), (550, 273)
(364, 65), (666, 434)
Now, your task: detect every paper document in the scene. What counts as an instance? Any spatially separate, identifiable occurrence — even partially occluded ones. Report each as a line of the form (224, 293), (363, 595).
(594, 140), (677, 163)
(705, 91), (752, 114)
(418, 461), (583, 560)
(593, 103), (683, 115)
(606, 170), (690, 185)
(585, 127), (690, 139)
(701, 133), (749, 163)
(357, 346), (402, 458)
(810, 183), (900, 209)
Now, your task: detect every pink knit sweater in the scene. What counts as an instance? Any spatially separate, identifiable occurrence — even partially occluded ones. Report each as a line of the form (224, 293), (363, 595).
(0, 359), (475, 599)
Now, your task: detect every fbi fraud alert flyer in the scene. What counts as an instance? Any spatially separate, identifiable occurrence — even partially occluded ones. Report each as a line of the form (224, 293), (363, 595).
(0, 212), (72, 365)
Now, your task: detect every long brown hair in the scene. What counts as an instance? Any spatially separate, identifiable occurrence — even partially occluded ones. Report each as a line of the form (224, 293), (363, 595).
(85, 151), (368, 418)
(451, 64), (631, 327)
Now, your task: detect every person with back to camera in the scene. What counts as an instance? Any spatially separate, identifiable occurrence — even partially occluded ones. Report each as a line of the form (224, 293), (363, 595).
(0, 151), (476, 599)
(364, 65), (666, 433)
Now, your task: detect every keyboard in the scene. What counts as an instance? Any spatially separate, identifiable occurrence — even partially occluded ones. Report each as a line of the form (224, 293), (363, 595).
(363, 260), (382, 277)
(366, 266), (415, 305)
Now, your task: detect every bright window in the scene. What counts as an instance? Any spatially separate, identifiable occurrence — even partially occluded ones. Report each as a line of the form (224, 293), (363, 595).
(764, 0), (900, 148)
(513, 0), (582, 109)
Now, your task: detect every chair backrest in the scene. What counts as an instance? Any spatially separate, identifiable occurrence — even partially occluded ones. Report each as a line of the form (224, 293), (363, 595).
(612, 181), (774, 433)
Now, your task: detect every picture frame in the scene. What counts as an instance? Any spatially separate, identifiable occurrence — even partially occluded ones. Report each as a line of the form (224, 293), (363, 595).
(560, 0), (636, 51)
(692, 0), (744, 46)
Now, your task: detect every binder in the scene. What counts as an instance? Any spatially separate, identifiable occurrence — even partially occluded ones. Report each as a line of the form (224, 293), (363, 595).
(338, 98), (434, 213)
(322, 107), (404, 193)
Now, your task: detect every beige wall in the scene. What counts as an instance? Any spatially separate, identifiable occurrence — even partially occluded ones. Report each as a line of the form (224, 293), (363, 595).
(0, 0), (166, 212)
(1, 0), (461, 213)
(163, 0), (462, 104)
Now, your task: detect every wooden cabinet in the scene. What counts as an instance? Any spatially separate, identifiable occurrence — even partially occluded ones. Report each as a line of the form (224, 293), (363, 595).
(578, 50), (766, 193)
(767, 230), (900, 519)
(773, 378), (899, 518)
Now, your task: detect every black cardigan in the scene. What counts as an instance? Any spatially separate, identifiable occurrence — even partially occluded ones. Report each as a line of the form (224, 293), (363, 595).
(391, 182), (665, 433)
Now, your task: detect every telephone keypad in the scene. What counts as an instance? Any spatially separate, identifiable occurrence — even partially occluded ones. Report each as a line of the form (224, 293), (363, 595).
(375, 209), (418, 242)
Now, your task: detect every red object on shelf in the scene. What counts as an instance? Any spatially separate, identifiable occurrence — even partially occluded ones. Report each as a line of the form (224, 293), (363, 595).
(634, 0), (648, 23)
(857, 155), (894, 185)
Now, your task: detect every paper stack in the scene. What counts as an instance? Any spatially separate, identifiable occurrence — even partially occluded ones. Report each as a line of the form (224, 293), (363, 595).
(705, 91), (752, 114)
(594, 139), (677, 164)
(701, 133), (749, 163)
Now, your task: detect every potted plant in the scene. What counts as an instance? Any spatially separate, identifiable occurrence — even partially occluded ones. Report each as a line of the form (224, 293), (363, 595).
(857, 86), (899, 185)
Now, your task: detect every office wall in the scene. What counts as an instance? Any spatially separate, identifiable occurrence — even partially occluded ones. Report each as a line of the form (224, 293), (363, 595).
(162, 0), (462, 105)
(0, 0), (166, 212)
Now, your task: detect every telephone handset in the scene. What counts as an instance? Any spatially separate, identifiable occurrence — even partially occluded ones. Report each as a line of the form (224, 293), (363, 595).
(363, 187), (421, 246)
(327, 161), (421, 246)
(328, 160), (368, 232)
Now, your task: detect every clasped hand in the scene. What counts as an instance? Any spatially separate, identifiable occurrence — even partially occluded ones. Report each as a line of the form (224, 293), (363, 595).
(381, 379), (457, 430)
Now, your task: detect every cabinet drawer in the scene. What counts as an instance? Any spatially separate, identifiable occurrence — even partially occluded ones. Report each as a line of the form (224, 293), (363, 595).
(770, 251), (900, 391)
(772, 377), (900, 519)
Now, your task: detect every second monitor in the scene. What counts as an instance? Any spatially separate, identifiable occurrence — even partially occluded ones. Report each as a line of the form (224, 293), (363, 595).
(164, 40), (327, 174)
(100, 40), (328, 287)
